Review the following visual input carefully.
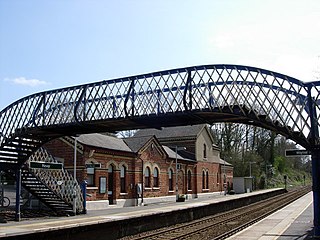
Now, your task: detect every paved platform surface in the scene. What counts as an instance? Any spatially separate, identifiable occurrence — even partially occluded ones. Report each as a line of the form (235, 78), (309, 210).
(227, 191), (314, 240)
(0, 189), (314, 239)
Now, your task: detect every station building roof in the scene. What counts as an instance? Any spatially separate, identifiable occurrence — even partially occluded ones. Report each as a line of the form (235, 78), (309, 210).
(76, 133), (133, 152)
(74, 126), (224, 164)
(134, 124), (206, 139)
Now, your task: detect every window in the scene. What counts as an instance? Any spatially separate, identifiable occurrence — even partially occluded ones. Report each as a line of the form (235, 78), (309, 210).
(206, 171), (209, 189)
(169, 169), (173, 191)
(120, 165), (126, 193)
(187, 170), (192, 190)
(203, 143), (207, 159)
(145, 167), (151, 188)
(202, 170), (209, 189)
(202, 171), (205, 189)
(86, 167), (95, 186)
(153, 167), (159, 187)
(85, 162), (101, 187)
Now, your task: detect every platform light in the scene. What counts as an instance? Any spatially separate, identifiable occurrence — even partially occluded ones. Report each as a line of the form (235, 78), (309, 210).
(73, 135), (79, 215)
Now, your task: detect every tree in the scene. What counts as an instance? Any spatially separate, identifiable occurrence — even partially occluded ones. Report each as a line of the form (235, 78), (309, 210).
(211, 122), (311, 188)
(116, 130), (137, 138)
(274, 156), (286, 173)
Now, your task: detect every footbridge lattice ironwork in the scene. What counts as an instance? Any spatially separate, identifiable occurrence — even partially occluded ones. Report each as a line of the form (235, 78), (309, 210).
(1, 64), (320, 151)
(0, 64), (320, 234)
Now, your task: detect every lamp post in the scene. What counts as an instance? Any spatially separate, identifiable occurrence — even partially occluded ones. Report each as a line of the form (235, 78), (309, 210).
(223, 158), (226, 196)
(265, 164), (272, 189)
(73, 136), (78, 215)
(248, 162), (256, 191)
(284, 175), (287, 190)
(249, 162), (256, 177)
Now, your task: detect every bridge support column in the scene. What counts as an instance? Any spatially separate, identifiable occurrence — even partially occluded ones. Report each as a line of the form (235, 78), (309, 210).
(312, 148), (320, 237)
(15, 168), (21, 221)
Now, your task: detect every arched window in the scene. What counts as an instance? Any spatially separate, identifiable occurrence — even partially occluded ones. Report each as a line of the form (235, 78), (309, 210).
(187, 170), (192, 190)
(153, 167), (159, 187)
(202, 170), (205, 189)
(203, 143), (207, 159)
(206, 171), (209, 189)
(169, 169), (173, 191)
(145, 167), (151, 188)
(120, 165), (126, 193)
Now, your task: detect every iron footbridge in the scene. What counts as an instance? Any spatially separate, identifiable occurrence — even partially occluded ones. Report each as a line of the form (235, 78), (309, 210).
(0, 64), (320, 234)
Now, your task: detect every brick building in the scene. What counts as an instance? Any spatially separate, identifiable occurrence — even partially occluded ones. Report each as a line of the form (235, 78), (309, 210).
(44, 124), (233, 208)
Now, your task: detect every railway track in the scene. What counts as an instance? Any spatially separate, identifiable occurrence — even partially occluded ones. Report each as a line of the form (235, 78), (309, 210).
(120, 187), (311, 240)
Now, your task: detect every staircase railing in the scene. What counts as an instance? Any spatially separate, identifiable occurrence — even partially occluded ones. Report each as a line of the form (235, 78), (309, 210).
(26, 147), (83, 213)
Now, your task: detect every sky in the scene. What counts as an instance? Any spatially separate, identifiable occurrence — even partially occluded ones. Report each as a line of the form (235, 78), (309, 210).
(1, 0), (320, 110)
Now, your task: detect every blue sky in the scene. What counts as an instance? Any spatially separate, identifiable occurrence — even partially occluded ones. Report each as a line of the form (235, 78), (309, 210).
(1, 0), (320, 110)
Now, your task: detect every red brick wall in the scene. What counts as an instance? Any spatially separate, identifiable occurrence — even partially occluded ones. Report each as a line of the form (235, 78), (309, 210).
(44, 137), (233, 203)
(139, 142), (168, 198)
(44, 138), (137, 201)
(44, 138), (84, 180)
(195, 161), (221, 193)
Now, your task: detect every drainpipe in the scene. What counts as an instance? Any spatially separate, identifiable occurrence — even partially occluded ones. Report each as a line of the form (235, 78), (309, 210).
(73, 136), (77, 215)
(141, 157), (144, 205)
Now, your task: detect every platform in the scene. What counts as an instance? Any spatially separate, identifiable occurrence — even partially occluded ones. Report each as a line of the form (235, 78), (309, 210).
(0, 189), (314, 239)
(227, 191), (314, 239)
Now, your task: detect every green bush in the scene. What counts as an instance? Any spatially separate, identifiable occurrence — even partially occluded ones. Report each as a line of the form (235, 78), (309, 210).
(274, 156), (286, 173)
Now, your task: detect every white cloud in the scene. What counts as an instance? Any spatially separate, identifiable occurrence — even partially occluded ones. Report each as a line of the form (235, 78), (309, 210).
(4, 77), (48, 87)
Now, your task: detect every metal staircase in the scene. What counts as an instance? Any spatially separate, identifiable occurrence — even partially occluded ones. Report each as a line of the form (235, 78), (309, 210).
(26, 147), (83, 214)
(0, 136), (43, 169)
(4, 147), (84, 215)
(20, 168), (74, 215)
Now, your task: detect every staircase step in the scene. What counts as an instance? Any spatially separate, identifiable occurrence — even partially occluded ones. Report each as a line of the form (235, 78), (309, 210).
(47, 202), (70, 206)
(49, 201), (70, 204)
(22, 179), (39, 182)
(37, 194), (60, 197)
(0, 156), (19, 162)
(9, 138), (41, 145)
(1, 145), (34, 151)
(23, 181), (42, 185)
(0, 151), (28, 158)
(29, 190), (53, 194)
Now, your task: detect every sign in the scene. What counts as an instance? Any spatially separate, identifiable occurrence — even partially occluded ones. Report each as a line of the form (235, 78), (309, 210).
(57, 180), (64, 185)
(85, 163), (101, 168)
(285, 149), (311, 157)
(30, 161), (63, 170)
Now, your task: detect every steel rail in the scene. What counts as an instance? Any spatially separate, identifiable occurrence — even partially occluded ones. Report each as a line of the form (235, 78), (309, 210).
(121, 187), (310, 240)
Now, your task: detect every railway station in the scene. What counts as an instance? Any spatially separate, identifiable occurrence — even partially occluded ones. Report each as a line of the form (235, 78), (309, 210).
(0, 64), (320, 238)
